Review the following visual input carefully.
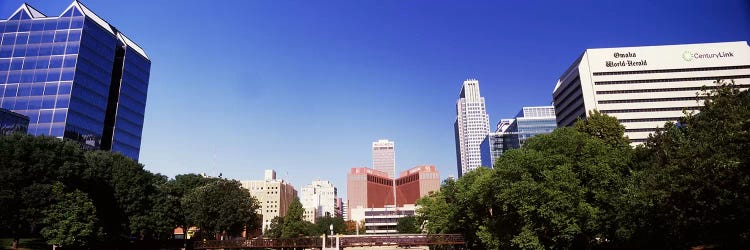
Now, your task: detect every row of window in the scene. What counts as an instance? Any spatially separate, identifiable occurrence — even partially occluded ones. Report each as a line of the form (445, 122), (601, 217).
(555, 99), (585, 126)
(594, 74), (750, 85)
(598, 96), (703, 104)
(395, 174), (419, 185)
(596, 84), (750, 95)
(1, 29), (83, 46)
(553, 80), (583, 112)
(112, 127), (141, 149)
(2, 81), (73, 97)
(111, 143), (139, 160)
(1, 95), (70, 111)
(367, 175), (394, 186)
(601, 106), (701, 114)
(625, 128), (660, 133)
(27, 121), (65, 137)
(0, 55), (78, 71)
(0, 41), (80, 58)
(618, 117), (681, 123)
(2, 68), (76, 84)
(552, 76), (581, 100)
(1, 17), (84, 33)
(593, 65), (750, 76)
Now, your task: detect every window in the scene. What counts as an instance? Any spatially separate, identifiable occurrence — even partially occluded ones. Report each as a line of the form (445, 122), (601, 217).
(593, 65), (750, 76)
(600, 106), (701, 114)
(594, 74), (750, 85)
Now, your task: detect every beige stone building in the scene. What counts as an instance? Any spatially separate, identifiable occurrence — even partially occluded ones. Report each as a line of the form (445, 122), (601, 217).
(241, 170), (298, 232)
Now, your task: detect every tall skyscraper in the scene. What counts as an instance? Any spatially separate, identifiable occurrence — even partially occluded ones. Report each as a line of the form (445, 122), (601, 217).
(553, 41), (750, 144)
(454, 79), (490, 177)
(0, 1), (151, 160)
(372, 139), (395, 178)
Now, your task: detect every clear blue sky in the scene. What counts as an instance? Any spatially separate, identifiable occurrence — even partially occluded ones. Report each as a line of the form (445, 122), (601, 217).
(2, 0), (749, 197)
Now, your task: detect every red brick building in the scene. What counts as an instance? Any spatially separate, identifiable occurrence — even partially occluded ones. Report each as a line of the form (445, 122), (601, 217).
(347, 165), (440, 221)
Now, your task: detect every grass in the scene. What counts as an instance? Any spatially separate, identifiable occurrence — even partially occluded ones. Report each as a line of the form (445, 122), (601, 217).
(0, 238), (49, 250)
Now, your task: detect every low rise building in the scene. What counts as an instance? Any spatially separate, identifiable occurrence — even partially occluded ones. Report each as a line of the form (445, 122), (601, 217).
(363, 205), (416, 234)
(240, 170), (297, 233)
(347, 165), (440, 222)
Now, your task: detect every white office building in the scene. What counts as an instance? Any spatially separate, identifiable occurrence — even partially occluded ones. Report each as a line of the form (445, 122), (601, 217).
(553, 41), (750, 144)
(372, 139), (396, 179)
(300, 179), (339, 223)
(454, 79), (491, 177)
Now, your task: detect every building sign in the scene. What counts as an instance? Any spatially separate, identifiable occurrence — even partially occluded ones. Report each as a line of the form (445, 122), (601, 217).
(605, 52), (647, 68)
(682, 51), (735, 61)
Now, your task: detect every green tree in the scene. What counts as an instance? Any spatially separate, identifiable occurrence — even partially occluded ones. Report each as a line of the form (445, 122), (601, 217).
(416, 112), (633, 249)
(40, 183), (101, 248)
(265, 216), (283, 238)
(160, 174), (219, 238)
(626, 80), (750, 248)
(492, 124), (631, 249)
(279, 198), (314, 238)
(312, 215), (347, 235)
(396, 216), (419, 234)
(0, 134), (84, 248)
(415, 179), (458, 235)
(574, 110), (631, 148)
(181, 179), (261, 240)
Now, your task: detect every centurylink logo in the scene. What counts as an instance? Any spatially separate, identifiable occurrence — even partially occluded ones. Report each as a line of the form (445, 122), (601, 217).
(682, 50), (735, 61)
(682, 51), (694, 61)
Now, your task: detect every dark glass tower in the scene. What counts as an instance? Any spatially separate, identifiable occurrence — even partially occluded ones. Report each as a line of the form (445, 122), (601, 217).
(0, 1), (150, 160)
(0, 107), (29, 135)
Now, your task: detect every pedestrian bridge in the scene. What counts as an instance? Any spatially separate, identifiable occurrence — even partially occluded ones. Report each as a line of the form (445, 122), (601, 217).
(193, 234), (465, 249)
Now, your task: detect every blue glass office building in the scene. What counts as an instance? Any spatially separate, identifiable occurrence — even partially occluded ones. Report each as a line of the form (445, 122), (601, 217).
(480, 107), (557, 167)
(0, 1), (150, 160)
(504, 106), (557, 149)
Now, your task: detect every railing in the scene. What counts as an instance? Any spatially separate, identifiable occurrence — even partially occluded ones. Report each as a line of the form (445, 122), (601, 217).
(193, 234), (465, 249)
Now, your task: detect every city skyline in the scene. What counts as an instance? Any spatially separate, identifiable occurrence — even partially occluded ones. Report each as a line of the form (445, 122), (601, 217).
(1, 0), (748, 198)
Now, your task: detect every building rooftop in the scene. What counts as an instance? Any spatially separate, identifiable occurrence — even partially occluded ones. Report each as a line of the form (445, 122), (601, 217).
(3, 1), (149, 60)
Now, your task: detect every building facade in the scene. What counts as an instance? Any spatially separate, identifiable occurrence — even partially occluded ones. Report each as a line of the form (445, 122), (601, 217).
(342, 200), (349, 221)
(363, 204), (416, 234)
(240, 170), (298, 233)
(454, 79), (490, 177)
(0, 1), (150, 160)
(300, 179), (339, 223)
(394, 165), (440, 206)
(480, 119), (512, 167)
(372, 139), (395, 178)
(553, 41), (750, 144)
(0, 107), (28, 134)
(346, 167), (394, 222)
(504, 106), (557, 149)
(347, 165), (440, 222)
(481, 107), (557, 167)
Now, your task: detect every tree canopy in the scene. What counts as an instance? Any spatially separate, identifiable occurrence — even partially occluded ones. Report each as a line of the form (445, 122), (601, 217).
(0, 133), (264, 247)
(416, 80), (750, 249)
(182, 178), (260, 240)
